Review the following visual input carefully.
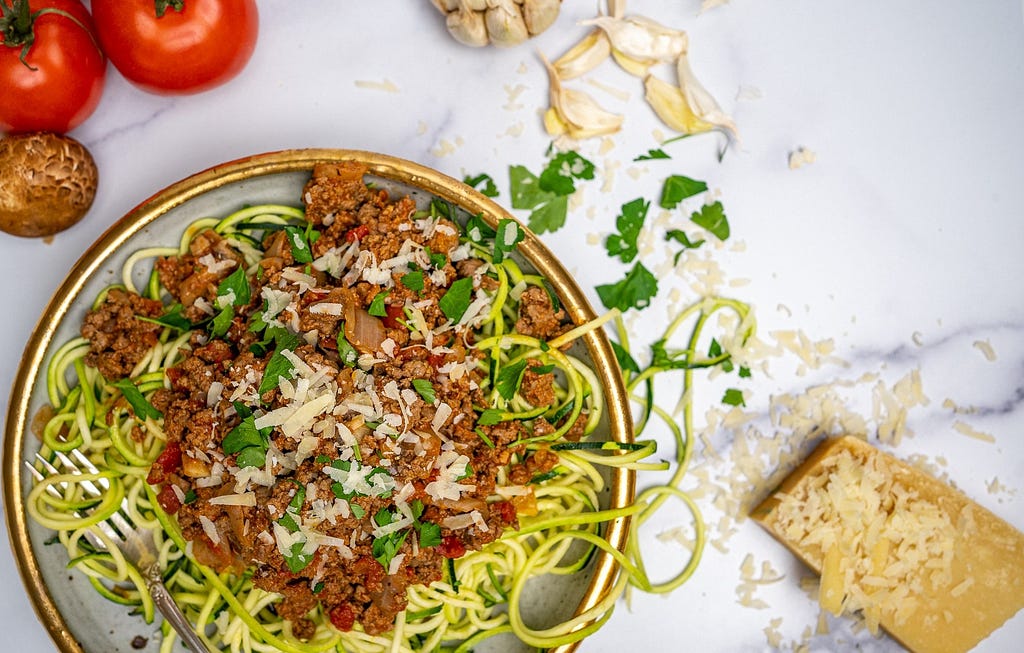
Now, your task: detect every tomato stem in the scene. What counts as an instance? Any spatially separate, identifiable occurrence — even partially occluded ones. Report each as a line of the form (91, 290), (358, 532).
(154, 0), (185, 18)
(0, 0), (98, 69)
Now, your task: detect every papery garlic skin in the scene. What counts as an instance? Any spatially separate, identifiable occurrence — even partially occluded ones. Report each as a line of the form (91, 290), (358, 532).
(582, 15), (689, 63)
(676, 53), (738, 139)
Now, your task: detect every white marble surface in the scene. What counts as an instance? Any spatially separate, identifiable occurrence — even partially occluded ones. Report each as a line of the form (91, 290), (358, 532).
(2, 1), (1023, 651)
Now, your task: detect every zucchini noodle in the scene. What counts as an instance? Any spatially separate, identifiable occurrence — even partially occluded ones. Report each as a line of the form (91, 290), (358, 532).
(27, 177), (754, 652)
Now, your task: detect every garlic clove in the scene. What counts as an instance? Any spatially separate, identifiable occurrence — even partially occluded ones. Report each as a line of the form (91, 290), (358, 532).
(582, 15), (688, 63)
(611, 47), (651, 77)
(446, 6), (490, 46)
(523, 0), (561, 36)
(543, 107), (568, 136)
(676, 52), (738, 139)
(544, 55), (623, 138)
(485, 1), (530, 47)
(643, 74), (714, 135)
(553, 29), (611, 79)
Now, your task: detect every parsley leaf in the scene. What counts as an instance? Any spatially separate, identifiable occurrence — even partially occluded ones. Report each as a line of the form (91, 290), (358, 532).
(495, 360), (528, 401)
(690, 201), (730, 241)
(509, 165), (569, 234)
(665, 228), (706, 264)
(465, 213), (496, 243)
(401, 270), (425, 293)
(477, 409), (505, 426)
(113, 379), (162, 421)
(595, 263), (658, 312)
(530, 363), (555, 375)
(709, 338), (733, 372)
(739, 366), (752, 378)
(660, 175), (708, 209)
(350, 503), (366, 519)
(464, 173), (499, 198)
(634, 148), (671, 161)
(412, 379), (436, 405)
(222, 414), (268, 455)
(284, 226), (314, 264)
(210, 304), (234, 338)
(416, 521), (441, 548)
(425, 246), (447, 269)
(368, 291), (389, 317)
(604, 198), (649, 263)
(284, 541), (314, 573)
(492, 219), (524, 264)
(144, 303), (191, 331)
(217, 266), (251, 307)
(439, 277), (474, 323)
(722, 388), (746, 407)
(538, 151), (595, 195)
(258, 332), (299, 395)
(235, 446), (267, 468)
(610, 341), (640, 374)
(336, 327), (358, 368)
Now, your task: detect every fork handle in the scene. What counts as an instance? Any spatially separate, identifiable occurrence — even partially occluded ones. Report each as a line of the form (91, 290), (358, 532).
(144, 564), (213, 653)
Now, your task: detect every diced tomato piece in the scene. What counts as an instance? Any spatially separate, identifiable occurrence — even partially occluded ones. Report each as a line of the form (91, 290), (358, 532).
(146, 441), (182, 485)
(156, 484), (181, 514)
(491, 500), (517, 524)
(329, 603), (357, 632)
(382, 303), (405, 329)
(165, 367), (186, 391)
(345, 225), (370, 243)
(428, 352), (447, 368)
(439, 534), (466, 559)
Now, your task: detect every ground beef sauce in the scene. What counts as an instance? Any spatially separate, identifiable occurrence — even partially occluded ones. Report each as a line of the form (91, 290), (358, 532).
(81, 163), (579, 638)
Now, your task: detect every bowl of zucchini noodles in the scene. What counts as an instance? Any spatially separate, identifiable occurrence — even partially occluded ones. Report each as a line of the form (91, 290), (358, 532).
(3, 150), (636, 653)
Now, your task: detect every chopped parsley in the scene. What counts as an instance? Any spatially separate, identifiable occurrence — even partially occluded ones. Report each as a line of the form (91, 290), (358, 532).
(604, 198), (649, 264)
(257, 331), (300, 395)
(477, 408), (504, 426)
(722, 388), (746, 407)
(113, 379), (162, 421)
(508, 151), (594, 234)
(401, 270), (425, 294)
(439, 277), (474, 323)
(210, 305), (234, 338)
(659, 175), (708, 209)
(336, 327), (358, 368)
(368, 290), (389, 317)
(595, 262), (658, 313)
(371, 509), (409, 570)
(665, 228), (706, 264)
(690, 201), (730, 241)
(492, 219), (524, 264)
(222, 413), (271, 468)
(412, 379), (436, 405)
(463, 172), (499, 197)
(284, 226), (315, 264)
(216, 266), (251, 307)
(495, 359), (528, 401)
(634, 148), (671, 161)
(464, 213), (496, 243)
(610, 341), (640, 374)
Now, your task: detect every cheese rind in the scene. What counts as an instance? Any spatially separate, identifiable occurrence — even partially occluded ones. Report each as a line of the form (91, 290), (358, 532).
(751, 436), (1024, 653)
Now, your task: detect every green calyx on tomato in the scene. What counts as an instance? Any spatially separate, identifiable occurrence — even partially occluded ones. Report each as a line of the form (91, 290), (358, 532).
(0, 0), (92, 68)
(153, 0), (184, 18)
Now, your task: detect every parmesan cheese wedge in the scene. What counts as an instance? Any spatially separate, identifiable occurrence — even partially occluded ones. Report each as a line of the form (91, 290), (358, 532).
(751, 435), (1024, 653)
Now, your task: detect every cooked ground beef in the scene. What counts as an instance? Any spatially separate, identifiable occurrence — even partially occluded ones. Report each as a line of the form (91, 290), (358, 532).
(81, 164), (578, 638)
(80, 289), (164, 380)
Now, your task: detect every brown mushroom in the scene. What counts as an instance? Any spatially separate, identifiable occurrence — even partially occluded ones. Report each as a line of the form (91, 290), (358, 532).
(0, 132), (98, 238)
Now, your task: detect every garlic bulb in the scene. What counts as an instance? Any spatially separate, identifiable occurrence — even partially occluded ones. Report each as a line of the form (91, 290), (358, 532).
(432, 0), (562, 47)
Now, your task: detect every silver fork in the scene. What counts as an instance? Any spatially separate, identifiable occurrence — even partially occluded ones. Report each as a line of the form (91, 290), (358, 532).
(27, 449), (212, 653)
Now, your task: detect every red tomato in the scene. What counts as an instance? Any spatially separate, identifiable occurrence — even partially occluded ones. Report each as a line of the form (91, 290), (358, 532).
(328, 603), (356, 632)
(0, 0), (106, 133)
(439, 534), (467, 559)
(91, 0), (258, 95)
(146, 441), (182, 484)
